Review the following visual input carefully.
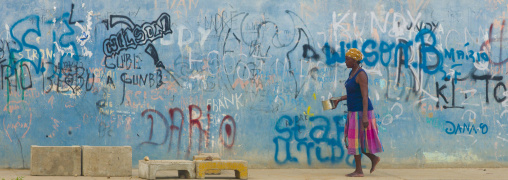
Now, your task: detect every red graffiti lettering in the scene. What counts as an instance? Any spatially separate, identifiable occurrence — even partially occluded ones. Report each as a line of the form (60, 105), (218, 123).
(139, 104), (235, 158)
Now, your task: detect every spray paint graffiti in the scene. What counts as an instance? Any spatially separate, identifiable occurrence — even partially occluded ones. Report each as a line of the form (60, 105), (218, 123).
(139, 105), (236, 158)
(102, 13), (172, 57)
(445, 121), (488, 135)
(0, 1), (507, 169)
(273, 114), (351, 165)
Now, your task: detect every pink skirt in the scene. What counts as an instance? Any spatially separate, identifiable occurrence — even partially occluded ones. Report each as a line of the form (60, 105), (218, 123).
(344, 110), (383, 155)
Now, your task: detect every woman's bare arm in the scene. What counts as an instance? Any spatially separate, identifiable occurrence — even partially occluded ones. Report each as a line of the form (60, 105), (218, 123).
(357, 71), (370, 126)
(334, 95), (347, 106)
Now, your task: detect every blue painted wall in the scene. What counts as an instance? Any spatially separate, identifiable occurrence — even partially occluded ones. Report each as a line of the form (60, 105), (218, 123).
(0, 0), (507, 168)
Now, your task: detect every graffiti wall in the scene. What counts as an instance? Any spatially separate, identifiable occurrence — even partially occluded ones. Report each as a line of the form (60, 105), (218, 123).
(0, 0), (507, 168)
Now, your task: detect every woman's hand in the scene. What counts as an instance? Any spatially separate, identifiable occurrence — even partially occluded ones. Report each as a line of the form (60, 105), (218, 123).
(344, 136), (348, 148)
(333, 99), (340, 107)
(362, 115), (369, 129)
(333, 96), (344, 107)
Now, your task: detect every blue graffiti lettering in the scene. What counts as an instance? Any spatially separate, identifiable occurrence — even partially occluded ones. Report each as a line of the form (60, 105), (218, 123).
(415, 29), (444, 74)
(322, 29), (488, 77)
(273, 115), (298, 164)
(273, 115), (349, 166)
(9, 15), (44, 75)
(362, 40), (378, 66)
(444, 121), (488, 135)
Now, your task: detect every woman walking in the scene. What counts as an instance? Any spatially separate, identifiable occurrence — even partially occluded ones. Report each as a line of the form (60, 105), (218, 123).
(334, 48), (383, 177)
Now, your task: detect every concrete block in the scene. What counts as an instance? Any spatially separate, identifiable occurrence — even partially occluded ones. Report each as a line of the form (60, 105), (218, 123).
(30, 145), (81, 176)
(195, 160), (248, 179)
(193, 153), (221, 175)
(138, 160), (195, 179)
(82, 146), (132, 177)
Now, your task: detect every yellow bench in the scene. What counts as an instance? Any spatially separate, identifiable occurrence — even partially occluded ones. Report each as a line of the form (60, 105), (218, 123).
(193, 153), (221, 175)
(195, 160), (248, 179)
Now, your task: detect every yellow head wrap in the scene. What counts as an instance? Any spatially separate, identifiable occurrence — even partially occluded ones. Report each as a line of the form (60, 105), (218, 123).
(345, 48), (363, 61)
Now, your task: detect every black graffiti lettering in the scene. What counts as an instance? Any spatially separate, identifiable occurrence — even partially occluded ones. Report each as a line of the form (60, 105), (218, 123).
(416, 22), (423, 31)
(122, 54), (131, 69)
(156, 69), (163, 88)
(118, 54), (127, 69)
(443, 80), (464, 109)
(44, 76), (52, 94)
(436, 82), (448, 107)
(134, 55), (142, 69)
(74, 66), (85, 92)
(103, 34), (119, 57)
(223, 28), (235, 54)
(68, 3), (84, 25)
(0, 42), (5, 59)
(40, 61), (94, 94)
(409, 21), (440, 32)
(406, 22), (413, 30)
(4, 65), (18, 91)
(85, 71), (94, 91)
(120, 73), (131, 105)
(65, 75), (76, 93)
(103, 13), (172, 57)
(432, 22), (440, 31)
(145, 43), (180, 87)
(105, 53), (142, 70)
(119, 70), (163, 105)
(106, 75), (115, 88)
(1, 63), (8, 90)
(204, 10), (241, 35)
(105, 56), (116, 69)
(302, 44), (320, 60)
(139, 74), (147, 85)
(55, 76), (63, 93)
(102, 19), (109, 30)
(145, 43), (165, 69)
(149, 73), (155, 87)
(115, 31), (127, 49)
(132, 73), (139, 85)
(0, 61), (30, 92)
(472, 74), (503, 103)
(20, 64), (32, 90)
(122, 29), (137, 49)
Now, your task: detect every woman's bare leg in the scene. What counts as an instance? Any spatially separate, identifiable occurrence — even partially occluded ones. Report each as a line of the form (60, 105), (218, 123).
(346, 155), (364, 177)
(362, 152), (380, 173)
